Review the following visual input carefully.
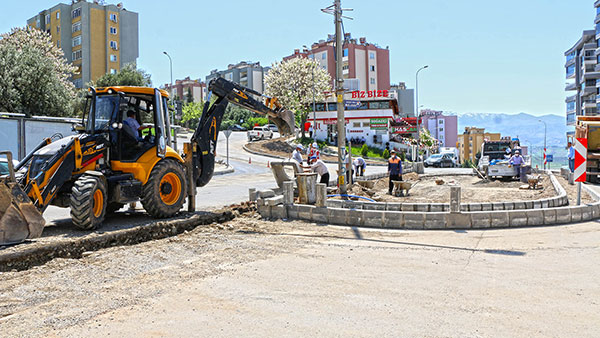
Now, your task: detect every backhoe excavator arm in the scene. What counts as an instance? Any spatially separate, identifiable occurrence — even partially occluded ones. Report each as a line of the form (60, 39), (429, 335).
(189, 77), (295, 187)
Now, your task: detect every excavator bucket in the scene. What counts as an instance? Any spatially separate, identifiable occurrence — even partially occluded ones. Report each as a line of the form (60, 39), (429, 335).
(270, 109), (296, 136)
(0, 153), (45, 245)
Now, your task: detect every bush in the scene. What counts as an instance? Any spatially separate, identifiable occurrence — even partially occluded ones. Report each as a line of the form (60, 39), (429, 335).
(382, 149), (390, 159)
(360, 144), (369, 157)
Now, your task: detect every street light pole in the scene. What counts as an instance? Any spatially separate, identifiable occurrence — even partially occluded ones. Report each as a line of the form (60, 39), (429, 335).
(163, 51), (174, 127)
(415, 65), (428, 159)
(539, 119), (547, 170)
(304, 45), (317, 141)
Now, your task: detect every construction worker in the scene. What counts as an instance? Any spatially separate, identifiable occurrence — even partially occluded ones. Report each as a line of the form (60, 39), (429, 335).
(353, 157), (366, 177)
(307, 156), (330, 186)
(388, 150), (402, 195)
(308, 142), (321, 160)
(567, 141), (575, 173)
(509, 150), (525, 180)
(292, 144), (304, 164)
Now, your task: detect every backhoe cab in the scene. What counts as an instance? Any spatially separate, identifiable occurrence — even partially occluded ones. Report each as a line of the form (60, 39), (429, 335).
(0, 78), (295, 245)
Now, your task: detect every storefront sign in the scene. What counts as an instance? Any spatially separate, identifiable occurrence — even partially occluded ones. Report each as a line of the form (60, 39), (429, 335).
(345, 100), (361, 109)
(370, 118), (388, 130)
(351, 90), (390, 98)
(391, 126), (417, 134)
(323, 118), (349, 125)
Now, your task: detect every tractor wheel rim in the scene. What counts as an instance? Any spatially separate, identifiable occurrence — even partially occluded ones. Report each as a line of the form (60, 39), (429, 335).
(160, 172), (181, 206)
(93, 189), (103, 217)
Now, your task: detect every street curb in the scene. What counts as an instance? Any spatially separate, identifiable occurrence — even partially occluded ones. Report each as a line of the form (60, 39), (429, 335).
(213, 161), (235, 176)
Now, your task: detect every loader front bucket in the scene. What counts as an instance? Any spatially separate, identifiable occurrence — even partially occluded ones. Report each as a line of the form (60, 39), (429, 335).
(0, 152), (45, 245)
(271, 109), (296, 136)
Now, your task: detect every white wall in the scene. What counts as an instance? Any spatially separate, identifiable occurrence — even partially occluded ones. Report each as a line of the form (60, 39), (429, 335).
(355, 49), (367, 92)
(252, 70), (263, 93)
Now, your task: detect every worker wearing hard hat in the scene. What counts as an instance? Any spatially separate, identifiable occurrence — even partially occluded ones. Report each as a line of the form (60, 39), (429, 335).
(509, 150), (525, 180)
(388, 150), (402, 195)
(307, 156), (330, 186)
(353, 157), (366, 177)
(308, 142), (320, 160)
(292, 144), (304, 164)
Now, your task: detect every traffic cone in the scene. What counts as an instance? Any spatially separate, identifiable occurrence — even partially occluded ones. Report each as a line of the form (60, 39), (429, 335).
(267, 161), (270, 168)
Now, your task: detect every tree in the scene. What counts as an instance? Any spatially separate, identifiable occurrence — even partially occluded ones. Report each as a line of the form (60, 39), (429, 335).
(185, 87), (194, 103)
(180, 101), (204, 129)
(94, 63), (151, 87)
(264, 57), (332, 138)
(0, 27), (76, 117)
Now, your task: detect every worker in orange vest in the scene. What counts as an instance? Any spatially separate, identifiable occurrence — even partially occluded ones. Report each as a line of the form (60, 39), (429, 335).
(388, 150), (402, 195)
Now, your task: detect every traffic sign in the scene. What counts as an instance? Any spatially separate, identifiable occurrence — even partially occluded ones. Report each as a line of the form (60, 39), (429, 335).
(223, 130), (233, 138)
(574, 137), (587, 182)
(546, 154), (553, 163)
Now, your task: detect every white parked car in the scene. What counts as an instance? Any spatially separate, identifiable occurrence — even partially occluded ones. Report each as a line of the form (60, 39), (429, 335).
(247, 126), (274, 141)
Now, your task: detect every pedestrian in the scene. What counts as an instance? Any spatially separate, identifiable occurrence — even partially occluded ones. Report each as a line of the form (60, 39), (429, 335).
(308, 142), (321, 160)
(567, 141), (575, 173)
(307, 156), (330, 186)
(353, 157), (366, 177)
(509, 150), (525, 180)
(292, 144), (304, 164)
(308, 125), (313, 139)
(388, 150), (402, 195)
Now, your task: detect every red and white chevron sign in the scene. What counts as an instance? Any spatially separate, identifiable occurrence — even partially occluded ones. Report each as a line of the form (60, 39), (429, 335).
(574, 137), (588, 182)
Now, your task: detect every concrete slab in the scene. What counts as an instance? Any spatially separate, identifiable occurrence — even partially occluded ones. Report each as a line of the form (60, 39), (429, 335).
(257, 190), (275, 199)
(265, 196), (284, 206)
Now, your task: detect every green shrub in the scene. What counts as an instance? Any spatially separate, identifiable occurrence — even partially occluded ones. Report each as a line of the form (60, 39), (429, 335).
(382, 149), (390, 159)
(360, 144), (369, 157)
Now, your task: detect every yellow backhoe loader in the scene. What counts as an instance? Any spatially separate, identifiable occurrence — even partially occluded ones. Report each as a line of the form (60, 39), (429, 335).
(0, 77), (295, 245)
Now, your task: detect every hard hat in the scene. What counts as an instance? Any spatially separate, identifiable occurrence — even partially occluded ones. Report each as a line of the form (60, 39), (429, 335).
(312, 142), (318, 148)
(296, 144), (304, 150)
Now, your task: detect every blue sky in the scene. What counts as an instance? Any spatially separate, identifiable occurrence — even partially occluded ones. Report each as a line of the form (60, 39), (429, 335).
(0, 0), (595, 116)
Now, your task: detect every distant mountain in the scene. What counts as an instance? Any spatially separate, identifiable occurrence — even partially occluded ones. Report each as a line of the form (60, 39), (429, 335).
(452, 112), (567, 148)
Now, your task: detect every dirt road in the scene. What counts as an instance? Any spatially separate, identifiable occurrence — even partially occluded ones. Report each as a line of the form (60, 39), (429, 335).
(1, 216), (599, 337)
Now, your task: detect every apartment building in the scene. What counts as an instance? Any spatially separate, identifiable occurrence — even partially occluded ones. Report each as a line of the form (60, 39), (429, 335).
(420, 109), (458, 149)
(27, 0), (139, 88)
(205, 61), (269, 94)
(390, 82), (415, 117)
(457, 127), (501, 164)
(283, 33), (390, 92)
(164, 77), (207, 103)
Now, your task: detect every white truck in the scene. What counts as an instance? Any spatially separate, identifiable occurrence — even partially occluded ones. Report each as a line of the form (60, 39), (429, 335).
(477, 140), (531, 179)
(247, 126), (274, 141)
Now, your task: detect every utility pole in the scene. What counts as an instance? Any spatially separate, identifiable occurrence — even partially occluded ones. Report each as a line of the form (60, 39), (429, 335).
(303, 45), (318, 141)
(334, 0), (346, 194)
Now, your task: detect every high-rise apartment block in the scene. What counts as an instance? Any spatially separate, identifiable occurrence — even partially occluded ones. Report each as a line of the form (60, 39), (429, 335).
(164, 77), (208, 103)
(205, 61), (270, 94)
(27, 0), (139, 88)
(457, 127), (501, 164)
(564, 1), (600, 135)
(284, 34), (390, 92)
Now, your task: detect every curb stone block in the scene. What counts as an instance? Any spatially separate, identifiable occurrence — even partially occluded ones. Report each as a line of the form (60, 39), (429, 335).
(326, 200), (343, 208)
(554, 207), (572, 224)
(569, 206), (583, 223)
(513, 201), (526, 210)
(508, 211), (528, 227)
(271, 205), (287, 219)
(526, 210), (544, 226)
(429, 203), (444, 212)
(403, 212), (425, 229)
(363, 202), (386, 211)
(343, 201), (362, 209)
(415, 204), (429, 212)
(297, 205), (315, 221)
(387, 203), (402, 211)
(265, 196), (284, 206)
(541, 199), (549, 209)
(524, 201), (533, 209)
(491, 202), (504, 211)
(447, 213), (471, 229)
(543, 209), (556, 225)
(311, 207), (328, 223)
(503, 202), (515, 210)
(286, 205), (300, 219)
(258, 205), (271, 218)
(401, 204), (416, 212)
(424, 212), (446, 229)
(548, 198), (555, 208)
(481, 203), (493, 211)
(257, 190), (275, 199)
(532, 201), (542, 209)
(346, 210), (363, 226)
(490, 212), (509, 227)
(383, 212), (403, 228)
(592, 204), (600, 218)
(363, 210), (385, 228)
(468, 204), (482, 212)
(328, 207), (347, 225)
(460, 204), (468, 212)
(470, 212), (491, 228)
(581, 206), (592, 221)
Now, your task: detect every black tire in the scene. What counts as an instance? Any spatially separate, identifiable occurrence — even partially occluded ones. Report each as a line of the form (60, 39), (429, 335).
(269, 134), (273, 139)
(106, 202), (124, 215)
(70, 174), (107, 230)
(141, 159), (187, 218)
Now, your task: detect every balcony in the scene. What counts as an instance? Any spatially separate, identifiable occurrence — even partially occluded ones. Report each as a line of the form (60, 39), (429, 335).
(584, 98), (597, 109)
(565, 82), (577, 91)
(567, 113), (576, 126)
(584, 42), (597, 51)
(566, 94), (577, 102)
(583, 86), (597, 95)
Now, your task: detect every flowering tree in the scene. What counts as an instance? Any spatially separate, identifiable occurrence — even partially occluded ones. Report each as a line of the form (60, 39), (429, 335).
(0, 27), (76, 117)
(264, 57), (331, 138)
(94, 63), (151, 87)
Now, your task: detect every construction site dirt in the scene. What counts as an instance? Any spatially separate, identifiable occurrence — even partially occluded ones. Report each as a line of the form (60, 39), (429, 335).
(345, 174), (593, 204)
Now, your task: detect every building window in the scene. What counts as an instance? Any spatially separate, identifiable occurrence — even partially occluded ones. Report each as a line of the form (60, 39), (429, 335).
(110, 54), (117, 62)
(110, 14), (118, 22)
(72, 50), (82, 60)
(72, 22), (81, 33)
(369, 52), (375, 59)
(72, 8), (81, 19)
(343, 48), (348, 57)
(322, 53), (326, 59)
(110, 69), (117, 74)
(56, 26), (60, 34)
(370, 78), (375, 84)
(370, 65), (375, 72)
(342, 64), (349, 70)
(110, 41), (118, 49)
(72, 36), (82, 47)
(56, 11), (60, 19)
(45, 14), (50, 25)
(439, 120), (444, 124)
(110, 27), (117, 35)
